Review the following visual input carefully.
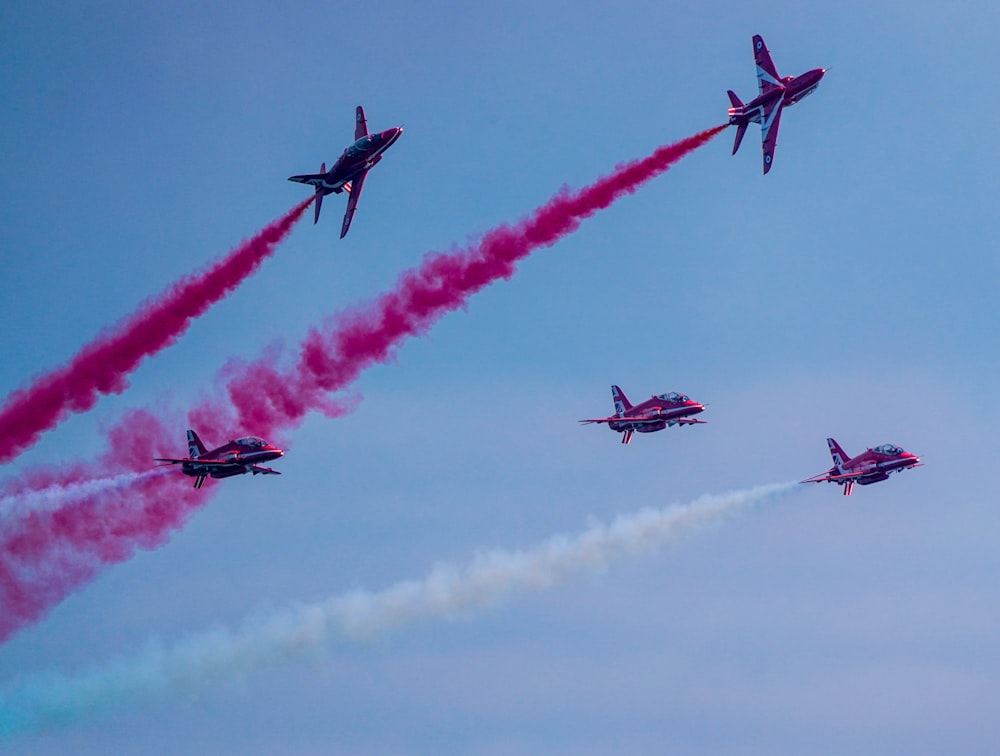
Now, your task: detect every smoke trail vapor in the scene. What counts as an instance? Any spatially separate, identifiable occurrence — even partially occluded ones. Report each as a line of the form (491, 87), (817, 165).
(0, 481), (796, 737)
(209, 125), (727, 437)
(0, 468), (170, 525)
(0, 198), (312, 465)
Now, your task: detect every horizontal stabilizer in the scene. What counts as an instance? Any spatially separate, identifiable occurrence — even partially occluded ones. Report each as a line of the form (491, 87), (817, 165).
(800, 471), (837, 484)
(732, 123), (748, 155)
(314, 191), (323, 224)
(802, 470), (866, 484)
(250, 465), (281, 475)
(288, 174), (326, 186)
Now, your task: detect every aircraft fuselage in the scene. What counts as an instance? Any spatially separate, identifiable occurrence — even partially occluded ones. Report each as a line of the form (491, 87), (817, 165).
(607, 402), (705, 434)
(729, 67), (825, 126)
(180, 445), (284, 480)
(313, 128), (403, 196)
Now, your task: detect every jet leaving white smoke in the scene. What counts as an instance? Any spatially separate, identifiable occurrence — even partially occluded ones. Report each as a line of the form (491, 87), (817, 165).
(0, 481), (796, 737)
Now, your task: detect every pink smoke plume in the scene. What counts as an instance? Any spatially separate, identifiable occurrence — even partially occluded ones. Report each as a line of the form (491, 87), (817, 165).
(0, 126), (723, 644)
(0, 410), (209, 642)
(212, 125), (727, 437)
(0, 198), (313, 466)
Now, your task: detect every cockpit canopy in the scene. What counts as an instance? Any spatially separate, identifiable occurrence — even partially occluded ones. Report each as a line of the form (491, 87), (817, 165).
(235, 436), (268, 448)
(872, 444), (903, 456)
(346, 133), (381, 158)
(657, 392), (689, 403)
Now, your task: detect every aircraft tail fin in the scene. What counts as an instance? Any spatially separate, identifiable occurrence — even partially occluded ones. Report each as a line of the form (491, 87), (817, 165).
(727, 90), (744, 109)
(611, 385), (632, 416)
(826, 438), (850, 472)
(187, 430), (208, 460)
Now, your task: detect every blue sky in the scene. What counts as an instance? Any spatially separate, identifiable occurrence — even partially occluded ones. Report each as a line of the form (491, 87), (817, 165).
(2, 1), (999, 752)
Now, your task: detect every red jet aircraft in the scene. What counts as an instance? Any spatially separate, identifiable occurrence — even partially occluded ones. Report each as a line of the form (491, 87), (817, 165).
(802, 438), (921, 496)
(727, 34), (825, 173)
(156, 430), (284, 489)
(288, 106), (403, 238)
(580, 385), (706, 445)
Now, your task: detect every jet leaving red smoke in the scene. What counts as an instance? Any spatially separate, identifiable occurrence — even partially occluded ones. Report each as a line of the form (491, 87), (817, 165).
(0, 198), (313, 466)
(0, 126), (724, 644)
(216, 125), (727, 437)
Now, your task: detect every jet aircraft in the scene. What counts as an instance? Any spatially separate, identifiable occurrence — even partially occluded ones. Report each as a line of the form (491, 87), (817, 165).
(801, 438), (921, 496)
(288, 106), (403, 238)
(727, 34), (825, 173)
(156, 430), (284, 489)
(580, 385), (706, 445)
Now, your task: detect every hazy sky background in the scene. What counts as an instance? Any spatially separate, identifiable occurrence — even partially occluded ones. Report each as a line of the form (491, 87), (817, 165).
(2, 1), (999, 753)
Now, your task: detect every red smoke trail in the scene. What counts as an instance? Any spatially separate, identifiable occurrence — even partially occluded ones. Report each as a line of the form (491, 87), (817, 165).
(0, 198), (313, 466)
(0, 126), (722, 643)
(212, 125), (727, 437)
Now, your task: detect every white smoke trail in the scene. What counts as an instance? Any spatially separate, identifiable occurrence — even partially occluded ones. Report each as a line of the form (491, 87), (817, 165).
(0, 468), (171, 525)
(0, 481), (797, 737)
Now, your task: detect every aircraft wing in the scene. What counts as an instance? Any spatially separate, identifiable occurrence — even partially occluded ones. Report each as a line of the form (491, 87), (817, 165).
(672, 417), (707, 426)
(355, 106), (369, 140)
(579, 415), (664, 426)
(753, 35), (783, 95)
(760, 100), (783, 174)
(801, 469), (866, 484)
(340, 169), (367, 238)
(154, 457), (236, 469)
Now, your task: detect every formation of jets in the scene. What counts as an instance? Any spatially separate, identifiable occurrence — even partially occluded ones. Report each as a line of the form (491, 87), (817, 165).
(157, 36), (920, 498)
